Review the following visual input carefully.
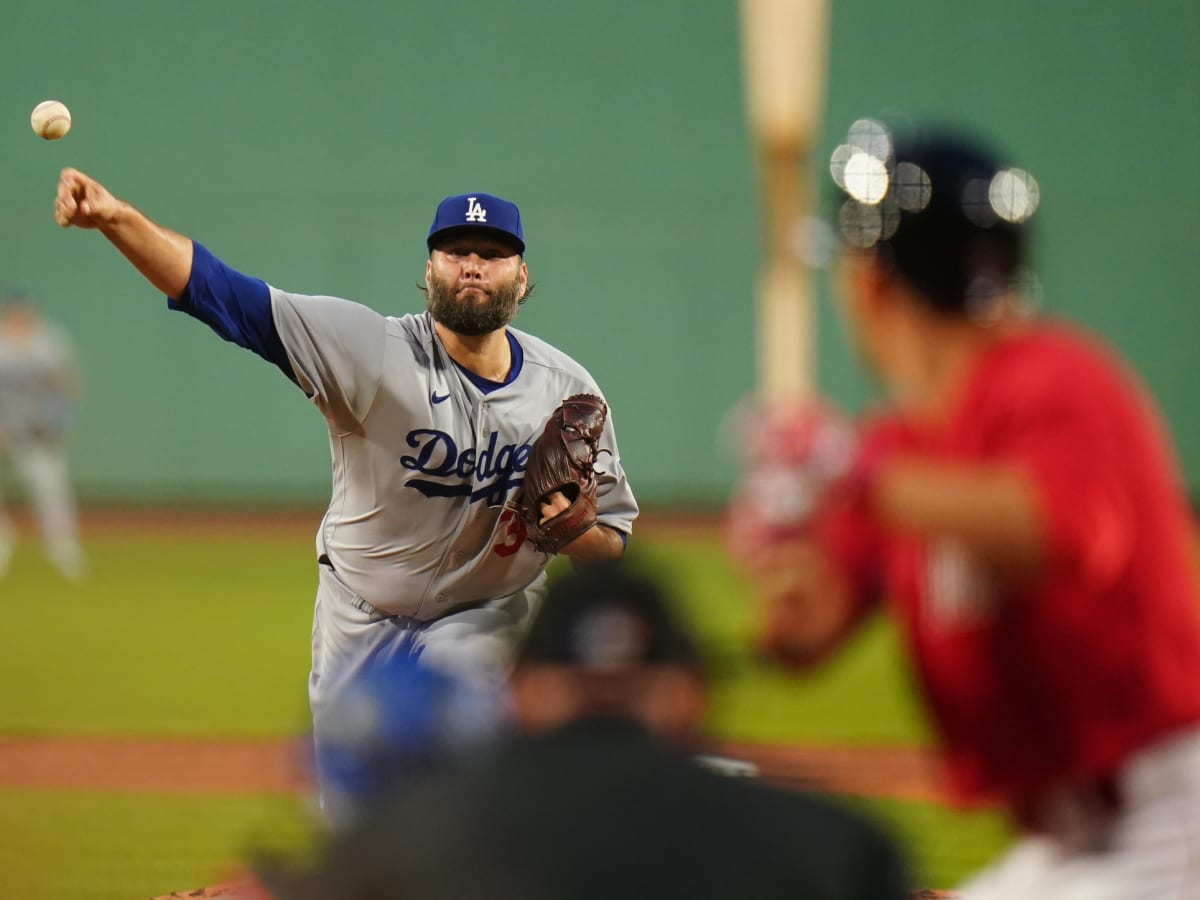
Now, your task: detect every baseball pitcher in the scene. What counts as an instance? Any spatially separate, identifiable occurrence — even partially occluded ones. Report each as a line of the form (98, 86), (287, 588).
(51, 172), (638, 818)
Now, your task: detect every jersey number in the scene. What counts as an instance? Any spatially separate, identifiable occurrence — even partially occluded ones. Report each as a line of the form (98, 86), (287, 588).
(493, 509), (528, 557)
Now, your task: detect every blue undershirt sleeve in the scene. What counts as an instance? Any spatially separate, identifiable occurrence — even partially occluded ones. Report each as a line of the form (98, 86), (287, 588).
(167, 241), (296, 384)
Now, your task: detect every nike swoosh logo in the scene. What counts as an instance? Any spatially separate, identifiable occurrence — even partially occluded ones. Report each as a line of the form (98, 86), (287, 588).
(431, 391), (450, 405)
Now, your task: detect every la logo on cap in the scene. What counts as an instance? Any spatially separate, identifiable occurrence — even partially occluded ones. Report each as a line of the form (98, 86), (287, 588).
(427, 191), (524, 254)
(465, 197), (488, 223)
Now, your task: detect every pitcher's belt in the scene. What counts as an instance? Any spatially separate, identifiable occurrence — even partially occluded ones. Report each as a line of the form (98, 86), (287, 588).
(317, 554), (495, 621)
(318, 553), (383, 616)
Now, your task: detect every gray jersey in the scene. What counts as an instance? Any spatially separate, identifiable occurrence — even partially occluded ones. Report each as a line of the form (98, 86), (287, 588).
(0, 323), (77, 444)
(270, 288), (638, 618)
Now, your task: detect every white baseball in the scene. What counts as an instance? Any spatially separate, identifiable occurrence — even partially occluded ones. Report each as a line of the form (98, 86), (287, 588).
(30, 100), (72, 141)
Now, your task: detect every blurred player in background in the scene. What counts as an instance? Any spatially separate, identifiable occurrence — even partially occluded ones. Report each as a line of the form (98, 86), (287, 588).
(51, 169), (637, 817)
(0, 288), (85, 581)
(728, 121), (1200, 898)
(260, 559), (910, 900)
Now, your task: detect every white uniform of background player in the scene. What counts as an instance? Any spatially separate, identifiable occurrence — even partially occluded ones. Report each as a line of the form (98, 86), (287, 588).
(49, 173), (637, 816)
(0, 291), (85, 581)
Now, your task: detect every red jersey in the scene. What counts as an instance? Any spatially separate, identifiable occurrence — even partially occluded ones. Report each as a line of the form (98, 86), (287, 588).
(826, 324), (1200, 810)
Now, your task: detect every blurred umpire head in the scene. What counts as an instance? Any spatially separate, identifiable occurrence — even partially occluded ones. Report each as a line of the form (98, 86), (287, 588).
(828, 120), (1041, 407)
(512, 559), (709, 743)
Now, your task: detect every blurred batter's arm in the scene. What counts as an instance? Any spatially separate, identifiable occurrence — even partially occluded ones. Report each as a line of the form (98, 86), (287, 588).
(760, 451), (1053, 669)
(873, 458), (1046, 583)
(54, 168), (193, 298)
(758, 539), (868, 669)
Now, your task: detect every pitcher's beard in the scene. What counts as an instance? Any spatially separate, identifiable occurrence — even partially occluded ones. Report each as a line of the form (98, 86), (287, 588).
(427, 277), (522, 336)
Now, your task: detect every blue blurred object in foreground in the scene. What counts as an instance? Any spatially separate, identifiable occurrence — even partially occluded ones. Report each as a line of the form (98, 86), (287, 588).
(314, 653), (510, 828)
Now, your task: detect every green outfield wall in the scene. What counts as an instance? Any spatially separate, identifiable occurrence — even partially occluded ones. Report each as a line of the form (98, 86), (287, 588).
(3, 0), (1197, 505)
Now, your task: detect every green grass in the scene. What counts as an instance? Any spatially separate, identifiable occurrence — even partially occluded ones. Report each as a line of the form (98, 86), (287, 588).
(0, 529), (314, 736)
(0, 788), (314, 900)
(847, 796), (1012, 890)
(0, 518), (1013, 895)
(632, 536), (935, 744)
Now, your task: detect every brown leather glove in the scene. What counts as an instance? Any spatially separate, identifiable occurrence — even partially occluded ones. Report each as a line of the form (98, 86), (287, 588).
(519, 394), (608, 553)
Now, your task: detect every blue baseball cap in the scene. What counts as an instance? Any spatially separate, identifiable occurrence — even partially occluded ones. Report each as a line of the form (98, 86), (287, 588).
(427, 192), (525, 255)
